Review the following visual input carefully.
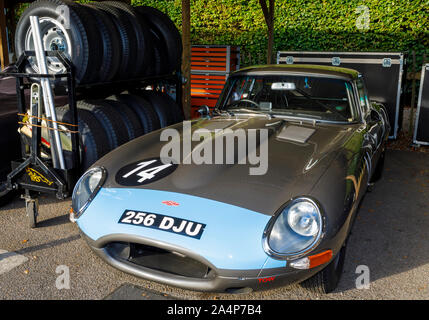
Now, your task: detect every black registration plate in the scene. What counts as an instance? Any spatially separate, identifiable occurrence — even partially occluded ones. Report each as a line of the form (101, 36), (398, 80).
(118, 210), (206, 240)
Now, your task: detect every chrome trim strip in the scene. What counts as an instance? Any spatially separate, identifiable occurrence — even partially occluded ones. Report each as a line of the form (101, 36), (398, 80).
(278, 57), (401, 65)
(72, 167), (107, 219)
(392, 53), (405, 139)
(278, 51), (404, 57)
(413, 64), (429, 145)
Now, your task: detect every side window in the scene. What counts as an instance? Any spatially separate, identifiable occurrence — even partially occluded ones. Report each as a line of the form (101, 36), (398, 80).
(356, 77), (371, 116)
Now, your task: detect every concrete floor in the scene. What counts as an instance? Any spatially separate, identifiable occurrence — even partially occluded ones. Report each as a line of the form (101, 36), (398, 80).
(0, 149), (428, 300)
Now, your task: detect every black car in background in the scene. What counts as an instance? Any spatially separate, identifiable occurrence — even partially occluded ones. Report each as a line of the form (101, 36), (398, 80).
(0, 78), (22, 206)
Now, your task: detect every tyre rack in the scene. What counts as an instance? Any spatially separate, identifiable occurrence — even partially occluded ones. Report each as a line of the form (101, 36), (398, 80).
(0, 50), (79, 228)
(0, 51), (183, 228)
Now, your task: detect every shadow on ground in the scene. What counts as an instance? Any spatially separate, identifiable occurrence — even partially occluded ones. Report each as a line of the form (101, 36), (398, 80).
(335, 149), (429, 292)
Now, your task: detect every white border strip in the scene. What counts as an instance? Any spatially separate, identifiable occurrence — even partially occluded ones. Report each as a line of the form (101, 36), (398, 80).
(278, 57), (401, 65)
(413, 64), (429, 145)
(278, 51), (404, 56)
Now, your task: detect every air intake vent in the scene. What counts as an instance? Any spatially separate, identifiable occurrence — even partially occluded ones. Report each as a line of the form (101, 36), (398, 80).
(106, 242), (213, 279)
(277, 125), (315, 143)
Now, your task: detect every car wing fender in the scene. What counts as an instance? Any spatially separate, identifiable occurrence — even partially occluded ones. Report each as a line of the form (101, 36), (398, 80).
(370, 101), (390, 142)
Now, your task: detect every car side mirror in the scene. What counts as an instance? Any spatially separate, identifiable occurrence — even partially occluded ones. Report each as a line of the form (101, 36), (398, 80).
(197, 105), (211, 119)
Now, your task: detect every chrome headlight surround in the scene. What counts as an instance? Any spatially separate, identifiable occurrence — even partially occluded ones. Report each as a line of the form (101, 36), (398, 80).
(262, 197), (325, 260)
(71, 167), (107, 219)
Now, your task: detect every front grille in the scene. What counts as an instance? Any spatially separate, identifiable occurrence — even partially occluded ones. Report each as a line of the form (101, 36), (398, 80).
(105, 242), (214, 279)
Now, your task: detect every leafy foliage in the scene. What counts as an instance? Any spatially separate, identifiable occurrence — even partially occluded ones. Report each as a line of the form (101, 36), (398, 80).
(131, 0), (428, 68)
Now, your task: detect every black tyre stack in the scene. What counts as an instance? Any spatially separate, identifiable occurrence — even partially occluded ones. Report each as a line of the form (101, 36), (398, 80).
(58, 90), (184, 170)
(16, 1), (185, 171)
(135, 6), (183, 75)
(15, 0), (182, 84)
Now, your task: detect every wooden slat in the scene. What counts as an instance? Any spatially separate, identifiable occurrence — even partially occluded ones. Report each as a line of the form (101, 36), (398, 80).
(191, 96), (219, 101)
(192, 47), (227, 52)
(191, 90), (222, 94)
(191, 74), (227, 79)
(191, 88), (222, 93)
(191, 84), (225, 87)
(191, 83), (223, 89)
(191, 77), (226, 82)
(191, 66), (227, 70)
(191, 52), (230, 57)
(192, 57), (227, 62)
(191, 61), (227, 66)
(192, 46), (240, 52)
(191, 94), (221, 99)
(191, 79), (226, 83)
(191, 83), (225, 87)
(191, 78), (226, 82)
(191, 66), (228, 71)
(191, 85), (225, 89)
(191, 88), (224, 93)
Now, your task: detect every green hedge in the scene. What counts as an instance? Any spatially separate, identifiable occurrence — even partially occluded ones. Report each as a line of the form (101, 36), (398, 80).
(131, 0), (428, 68)
(14, 0), (429, 69)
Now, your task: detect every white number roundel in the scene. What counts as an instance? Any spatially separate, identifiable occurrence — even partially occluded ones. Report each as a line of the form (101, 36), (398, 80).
(116, 158), (178, 186)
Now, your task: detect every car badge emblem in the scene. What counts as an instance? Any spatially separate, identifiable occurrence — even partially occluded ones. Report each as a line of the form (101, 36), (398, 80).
(162, 200), (179, 207)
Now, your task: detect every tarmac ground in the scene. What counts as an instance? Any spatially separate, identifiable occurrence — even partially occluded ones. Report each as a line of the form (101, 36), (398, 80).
(0, 149), (428, 300)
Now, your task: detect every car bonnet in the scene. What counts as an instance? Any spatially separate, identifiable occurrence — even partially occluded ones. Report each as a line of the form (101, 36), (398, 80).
(91, 117), (356, 215)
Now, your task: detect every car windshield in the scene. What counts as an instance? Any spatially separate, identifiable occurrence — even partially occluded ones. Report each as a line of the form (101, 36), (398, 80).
(218, 74), (356, 122)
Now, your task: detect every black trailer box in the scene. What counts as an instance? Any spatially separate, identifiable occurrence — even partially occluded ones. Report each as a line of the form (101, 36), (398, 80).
(277, 51), (407, 139)
(413, 64), (429, 146)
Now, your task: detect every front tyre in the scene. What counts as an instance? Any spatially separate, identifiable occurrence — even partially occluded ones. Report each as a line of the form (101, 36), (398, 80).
(300, 241), (347, 294)
(370, 149), (386, 183)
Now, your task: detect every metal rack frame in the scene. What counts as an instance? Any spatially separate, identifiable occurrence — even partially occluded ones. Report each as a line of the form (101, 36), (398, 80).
(3, 50), (79, 198)
(0, 50), (183, 227)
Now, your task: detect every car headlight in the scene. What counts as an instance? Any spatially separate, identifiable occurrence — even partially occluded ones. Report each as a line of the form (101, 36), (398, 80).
(263, 197), (324, 259)
(71, 167), (106, 218)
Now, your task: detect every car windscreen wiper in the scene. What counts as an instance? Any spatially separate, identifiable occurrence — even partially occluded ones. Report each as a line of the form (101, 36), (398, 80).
(223, 98), (261, 110)
(227, 108), (272, 118)
(213, 107), (234, 116)
(295, 88), (347, 120)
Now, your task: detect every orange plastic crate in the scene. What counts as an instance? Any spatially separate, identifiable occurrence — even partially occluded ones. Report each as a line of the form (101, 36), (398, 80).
(191, 45), (240, 74)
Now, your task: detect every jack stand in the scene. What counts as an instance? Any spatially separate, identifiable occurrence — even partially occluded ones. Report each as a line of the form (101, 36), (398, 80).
(22, 190), (39, 228)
